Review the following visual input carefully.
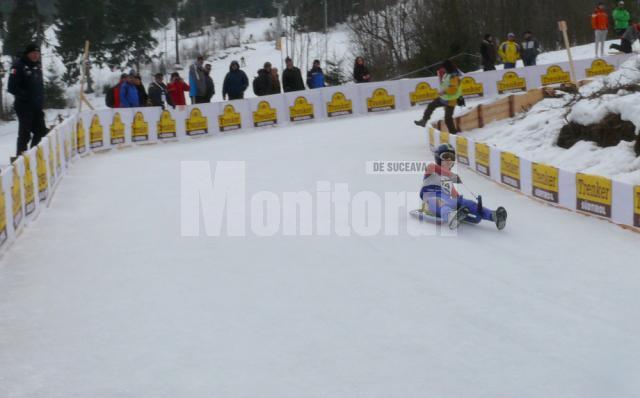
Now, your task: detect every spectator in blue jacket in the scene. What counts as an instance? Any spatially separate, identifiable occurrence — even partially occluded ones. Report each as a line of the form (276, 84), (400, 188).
(120, 71), (140, 108)
(189, 56), (207, 103)
(307, 59), (325, 89)
(222, 60), (249, 100)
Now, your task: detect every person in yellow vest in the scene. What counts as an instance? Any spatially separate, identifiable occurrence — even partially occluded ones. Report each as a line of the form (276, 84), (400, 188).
(414, 59), (463, 134)
(498, 33), (521, 69)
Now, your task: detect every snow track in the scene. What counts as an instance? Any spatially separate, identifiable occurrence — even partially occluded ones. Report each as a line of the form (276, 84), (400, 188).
(1, 110), (638, 397)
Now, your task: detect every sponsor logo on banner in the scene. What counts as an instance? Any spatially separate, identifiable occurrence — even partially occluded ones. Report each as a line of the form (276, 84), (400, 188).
(586, 59), (615, 77)
(217, 105), (241, 132)
(23, 156), (35, 215)
(461, 76), (484, 98)
(367, 88), (395, 112)
(36, 147), (48, 202)
(500, 151), (520, 189)
(531, 163), (559, 203)
(89, 114), (104, 149)
(440, 131), (450, 146)
(132, 111), (149, 142)
(576, 173), (612, 218)
(475, 142), (491, 176)
(541, 65), (571, 86)
(327, 92), (353, 117)
(110, 112), (126, 145)
(456, 136), (470, 165)
(48, 139), (56, 184)
(409, 82), (438, 106)
(64, 134), (71, 163)
(12, 167), (23, 229)
(186, 107), (209, 136)
(0, 175), (7, 247)
(55, 135), (62, 174)
(634, 186), (640, 227)
(253, 101), (278, 127)
(76, 119), (86, 154)
(289, 96), (314, 121)
(497, 71), (526, 94)
(157, 110), (178, 139)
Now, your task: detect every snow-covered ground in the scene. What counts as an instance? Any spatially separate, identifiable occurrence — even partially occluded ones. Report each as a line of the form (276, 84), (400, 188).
(463, 56), (640, 184)
(1, 109), (639, 397)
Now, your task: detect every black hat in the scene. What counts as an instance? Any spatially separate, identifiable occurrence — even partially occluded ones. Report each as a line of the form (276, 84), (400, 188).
(25, 43), (40, 54)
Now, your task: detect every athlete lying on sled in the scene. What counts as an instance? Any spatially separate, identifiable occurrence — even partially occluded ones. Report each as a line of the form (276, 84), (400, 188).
(416, 143), (507, 230)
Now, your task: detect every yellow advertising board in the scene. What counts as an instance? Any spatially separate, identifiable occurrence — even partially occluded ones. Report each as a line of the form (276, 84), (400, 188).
(253, 101), (278, 127)
(186, 107), (209, 136)
(409, 82), (438, 106)
(110, 112), (126, 145)
(89, 114), (104, 149)
(48, 139), (56, 184)
(217, 105), (241, 132)
(541, 65), (571, 86)
(76, 119), (86, 154)
(157, 110), (177, 139)
(326, 92), (353, 117)
(289, 96), (314, 122)
(633, 186), (640, 227)
(576, 173), (612, 218)
(131, 111), (149, 142)
(12, 166), (23, 229)
(497, 71), (526, 94)
(367, 88), (395, 112)
(456, 136), (469, 166)
(586, 59), (615, 77)
(0, 175), (6, 247)
(23, 156), (35, 215)
(531, 163), (559, 203)
(475, 142), (491, 176)
(500, 151), (520, 190)
(461, 76), (484, 98)
(36, 146), (48, 202)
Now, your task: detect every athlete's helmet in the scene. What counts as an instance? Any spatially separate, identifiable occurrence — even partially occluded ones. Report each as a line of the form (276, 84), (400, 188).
(435, 143), (456, 165)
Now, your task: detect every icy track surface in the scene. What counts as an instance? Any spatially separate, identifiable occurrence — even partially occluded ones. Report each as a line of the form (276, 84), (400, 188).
(1, 110), (639, 398)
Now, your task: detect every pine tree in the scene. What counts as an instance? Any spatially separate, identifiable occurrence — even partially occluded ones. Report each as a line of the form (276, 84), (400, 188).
(4, 0), (45, 58)
(44, 64), (68, 109)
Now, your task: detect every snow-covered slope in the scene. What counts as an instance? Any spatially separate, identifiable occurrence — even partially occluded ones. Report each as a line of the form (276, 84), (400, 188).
(463, 56), (640, 184)
(1, 110), (639, 397)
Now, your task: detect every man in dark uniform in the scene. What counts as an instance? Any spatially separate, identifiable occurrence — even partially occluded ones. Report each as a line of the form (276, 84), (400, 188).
(8, 43), (47, 158)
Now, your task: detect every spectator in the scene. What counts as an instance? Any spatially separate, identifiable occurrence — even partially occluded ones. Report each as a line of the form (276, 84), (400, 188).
(204, 63), (215, 102)
(253, 62), (274, 96)
(222, 60), (249, 100)
(414, 59), (462, 135)
(240, 56), (246, 67)
(498, 33), (521, 69)
(148, 73), (174, 109)
(307, 59), (325, 89)
(521, 31), (540, 66)
(480, 34), (497, 71)
(592, 3), (609, 57)
(106, 73), (127, 108)
(270, 67), (282, 94)
(282, 57), (305, 92)
(610, 22), (640, 53)
(133, 74), (148, 106)
(353, 56), (372, 83)
(613, 1), (631, 37)
(119, 72), (139, 108)
(167, 72), (190, 106)
(189, 55), (207, 103)
(8, 43), (46, 158)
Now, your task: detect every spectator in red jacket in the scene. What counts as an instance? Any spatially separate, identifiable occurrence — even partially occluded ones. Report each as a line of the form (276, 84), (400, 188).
(167, 72), (190, 106)
(592, 3), (609, 57)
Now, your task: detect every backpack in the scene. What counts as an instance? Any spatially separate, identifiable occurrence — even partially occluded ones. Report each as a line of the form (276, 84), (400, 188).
(105, 86), (116, 108)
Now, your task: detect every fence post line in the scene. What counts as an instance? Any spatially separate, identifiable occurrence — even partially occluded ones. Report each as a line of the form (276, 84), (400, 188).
(477, 104), (484, 128)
